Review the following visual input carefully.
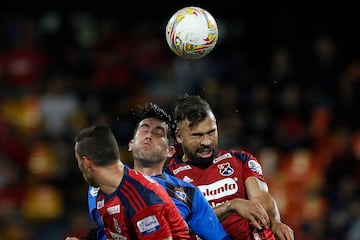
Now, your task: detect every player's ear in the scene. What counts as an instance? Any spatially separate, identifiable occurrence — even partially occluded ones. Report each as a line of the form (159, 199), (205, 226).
(166, 146), (176, 158)
(82, 155), (92, 170)
(128, 139), (134, 151)
(176, 133), (182, 144)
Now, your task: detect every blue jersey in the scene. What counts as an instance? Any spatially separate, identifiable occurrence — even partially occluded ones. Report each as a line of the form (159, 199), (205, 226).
(88, 172), (230, 240)
(88, 186), (105, 240)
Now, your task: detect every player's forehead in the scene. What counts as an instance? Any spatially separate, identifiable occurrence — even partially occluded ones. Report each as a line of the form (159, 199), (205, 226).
(183, 114), (217, 132)
(138, 117), (168, 130)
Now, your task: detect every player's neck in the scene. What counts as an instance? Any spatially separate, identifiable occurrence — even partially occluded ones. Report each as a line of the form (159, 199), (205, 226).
(182, 154), (212, 168)
(134, 163), (163, 176)
(99, 161), (125, 195)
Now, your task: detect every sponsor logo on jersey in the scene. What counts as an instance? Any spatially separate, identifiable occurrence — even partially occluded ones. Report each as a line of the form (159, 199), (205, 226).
(174, 187), (188, 202)
(198, 178), (238, 201)
(213, 153), (232, 164)
(97, 199), (104, 209)
(182, 175), (194, 183)
(113, 217), (122, 233)
(137, 215), (160, 235)
(217, 162), (234, 176)
(248, 160), (263, 175)
(173, 165), (192, 174)
(107, 205), (121, 215)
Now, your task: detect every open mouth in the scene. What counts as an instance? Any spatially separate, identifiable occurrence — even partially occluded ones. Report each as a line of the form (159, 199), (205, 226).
(197, 149), (213, 158)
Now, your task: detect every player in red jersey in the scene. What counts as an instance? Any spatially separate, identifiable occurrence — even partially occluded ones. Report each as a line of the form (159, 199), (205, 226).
(165, 94), (294, 240)
(74, 124), (189, 240)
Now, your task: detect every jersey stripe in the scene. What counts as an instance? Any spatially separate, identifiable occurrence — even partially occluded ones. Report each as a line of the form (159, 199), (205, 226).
(121, 181), (147, 212)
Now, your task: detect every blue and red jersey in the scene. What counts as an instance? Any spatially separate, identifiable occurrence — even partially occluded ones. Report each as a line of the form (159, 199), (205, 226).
(88, 169), (229, 240)
(91, 165), (189, 239)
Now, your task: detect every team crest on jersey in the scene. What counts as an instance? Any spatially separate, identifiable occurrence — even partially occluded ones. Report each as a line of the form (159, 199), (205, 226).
(217, 162), (234, 176)
(97, 199), (104, 209)
(174, 187), (188, 202)
(248, 160), (262, 175)
(137, 215), (160, 235)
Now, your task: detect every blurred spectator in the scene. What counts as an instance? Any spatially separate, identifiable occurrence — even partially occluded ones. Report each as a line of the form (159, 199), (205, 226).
(38, 74), (80, 139)
(0, 17), (49, 95)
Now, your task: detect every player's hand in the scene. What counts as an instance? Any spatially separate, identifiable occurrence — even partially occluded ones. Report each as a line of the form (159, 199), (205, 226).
(271, 221), (294, 240)
(228, 198), (270, 230)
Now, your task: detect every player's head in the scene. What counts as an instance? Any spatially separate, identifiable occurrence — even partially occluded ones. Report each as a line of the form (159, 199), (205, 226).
(74, 124), (120, 186)
(173, 94), (218, 168)
(128, 102), (176, 167)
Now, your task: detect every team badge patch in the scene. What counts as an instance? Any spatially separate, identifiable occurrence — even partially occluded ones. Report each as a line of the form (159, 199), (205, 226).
(217, 162), (234, 176)
(248, 160), (262, 175)
(174, 187), (188, 202)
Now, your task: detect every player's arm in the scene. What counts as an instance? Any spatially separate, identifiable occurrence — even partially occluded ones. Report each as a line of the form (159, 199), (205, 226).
(189, 188), (231, 240)
(245, 176), (294, 240)
(131, 204), (188, 240)
(213, 197), (270, 230)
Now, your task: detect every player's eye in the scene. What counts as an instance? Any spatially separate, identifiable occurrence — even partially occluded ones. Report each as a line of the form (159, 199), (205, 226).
(153, 128), (166, 137)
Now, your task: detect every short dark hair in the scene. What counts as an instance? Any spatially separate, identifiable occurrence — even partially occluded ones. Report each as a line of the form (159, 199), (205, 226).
(75, 124), (120, 166)
(133, 102), (175, 146)
(173, 94), (212, 128)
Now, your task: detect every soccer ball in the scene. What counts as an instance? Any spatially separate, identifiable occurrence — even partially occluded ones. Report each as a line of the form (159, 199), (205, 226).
(165, 6), (218, 59)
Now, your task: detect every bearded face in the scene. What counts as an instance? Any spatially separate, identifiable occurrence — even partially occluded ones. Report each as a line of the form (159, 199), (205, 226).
(176, 112), (218, 168)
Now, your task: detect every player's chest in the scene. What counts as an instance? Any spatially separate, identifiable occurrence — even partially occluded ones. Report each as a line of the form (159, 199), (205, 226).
(174, 161), (246, 202)
(173, 160), (243, 185)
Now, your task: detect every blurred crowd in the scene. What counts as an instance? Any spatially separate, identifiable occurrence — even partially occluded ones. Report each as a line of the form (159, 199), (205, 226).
(0, 9), (359, 240)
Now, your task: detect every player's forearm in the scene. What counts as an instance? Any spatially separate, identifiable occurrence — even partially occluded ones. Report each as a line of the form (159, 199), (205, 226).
(267, 195), (281, 225)
(255, 191), (281, 226)
(213, 201), (232, 221)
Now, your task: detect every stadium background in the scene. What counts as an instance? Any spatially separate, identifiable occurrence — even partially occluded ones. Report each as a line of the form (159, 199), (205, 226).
(0, 2), (359, 239)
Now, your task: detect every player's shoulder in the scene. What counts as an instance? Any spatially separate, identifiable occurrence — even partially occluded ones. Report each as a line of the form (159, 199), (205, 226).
(165, 155), (188, 172)
(163, 172), (195, 188)
(126, 166), (159, 187)
(219, 148), (258, 162)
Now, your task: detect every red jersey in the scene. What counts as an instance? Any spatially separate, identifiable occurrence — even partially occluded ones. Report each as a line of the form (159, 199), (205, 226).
(166, 149), (275, 240)
(96, 166), (190, 240)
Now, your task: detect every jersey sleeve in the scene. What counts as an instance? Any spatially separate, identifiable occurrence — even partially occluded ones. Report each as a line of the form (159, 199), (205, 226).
(187, 187), (231, 240)
(232, 150), (266, 182)
(87, 186), (106, 240)
(130, 204), (176, 240)
(87, 186), (98, 221)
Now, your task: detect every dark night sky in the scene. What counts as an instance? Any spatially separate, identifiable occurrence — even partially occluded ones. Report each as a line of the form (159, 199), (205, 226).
(2, 1), (359, 59)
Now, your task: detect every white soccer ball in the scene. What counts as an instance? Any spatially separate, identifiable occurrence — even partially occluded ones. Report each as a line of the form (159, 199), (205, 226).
(165, 6), (218, 59)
